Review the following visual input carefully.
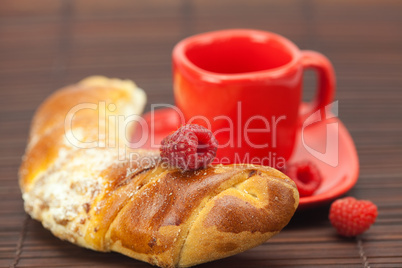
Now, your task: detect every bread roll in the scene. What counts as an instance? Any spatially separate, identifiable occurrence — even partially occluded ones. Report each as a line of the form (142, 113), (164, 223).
(19, 76), (299, 267)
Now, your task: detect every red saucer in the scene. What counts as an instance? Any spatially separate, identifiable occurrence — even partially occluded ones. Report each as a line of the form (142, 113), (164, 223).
(132, 107), (359, 209)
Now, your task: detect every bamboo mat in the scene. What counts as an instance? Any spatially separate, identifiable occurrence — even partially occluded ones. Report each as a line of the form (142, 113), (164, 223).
(1, 0), (402, 267)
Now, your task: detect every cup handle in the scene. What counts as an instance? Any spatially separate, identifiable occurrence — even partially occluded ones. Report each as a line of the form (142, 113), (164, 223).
(299, 50), (336, 124)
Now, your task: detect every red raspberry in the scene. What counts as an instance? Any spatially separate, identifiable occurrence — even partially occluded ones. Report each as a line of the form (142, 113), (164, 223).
(329, 197), (378, 237)
(160, 124), (218, 171)
(284, 161), (322, 197)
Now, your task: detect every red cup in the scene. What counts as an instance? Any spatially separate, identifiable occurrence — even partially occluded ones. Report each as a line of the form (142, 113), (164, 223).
(173, 29), (335, 167)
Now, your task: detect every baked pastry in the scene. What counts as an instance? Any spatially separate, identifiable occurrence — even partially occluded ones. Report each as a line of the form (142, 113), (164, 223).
(19, 76), (299, 267)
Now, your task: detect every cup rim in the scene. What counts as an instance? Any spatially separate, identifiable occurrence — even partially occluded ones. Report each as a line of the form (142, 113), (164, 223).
(173, 29), (301, 81)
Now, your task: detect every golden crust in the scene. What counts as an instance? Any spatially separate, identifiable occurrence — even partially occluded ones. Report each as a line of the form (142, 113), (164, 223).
(20, 76), (145, 191)
(19, 76), (299, 268)
(104, 164), (298, 267)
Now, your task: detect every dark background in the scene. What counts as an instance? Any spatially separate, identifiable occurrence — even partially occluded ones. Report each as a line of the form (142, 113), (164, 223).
(1, 0), (402, 267)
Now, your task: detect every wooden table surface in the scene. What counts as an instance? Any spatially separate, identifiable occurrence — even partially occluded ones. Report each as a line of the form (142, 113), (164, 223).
(1, 1), (402, 267)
